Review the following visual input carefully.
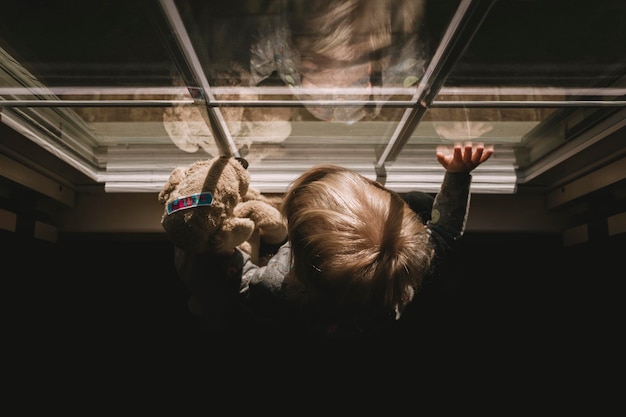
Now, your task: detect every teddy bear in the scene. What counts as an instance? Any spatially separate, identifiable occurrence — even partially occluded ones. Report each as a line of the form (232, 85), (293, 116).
(157, 155), (287, 329)
(157, 155), (287, 258)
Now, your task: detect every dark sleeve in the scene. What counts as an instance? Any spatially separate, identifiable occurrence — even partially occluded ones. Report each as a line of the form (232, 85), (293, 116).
(429, 172), (472, 237)
(244, 243), (294, 324)
(426, 171), (472, 273)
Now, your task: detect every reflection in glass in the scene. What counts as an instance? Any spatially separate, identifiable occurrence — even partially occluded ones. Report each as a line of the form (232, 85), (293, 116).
(247, 0), (428, 123)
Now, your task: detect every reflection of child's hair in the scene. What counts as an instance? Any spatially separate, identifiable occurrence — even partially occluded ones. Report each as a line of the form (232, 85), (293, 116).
(281, 165), (434, 319)
(291, 0), (425, 63)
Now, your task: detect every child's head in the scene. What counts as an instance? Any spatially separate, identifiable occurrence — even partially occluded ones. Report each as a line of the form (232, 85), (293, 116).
(281, 165), (434, 324)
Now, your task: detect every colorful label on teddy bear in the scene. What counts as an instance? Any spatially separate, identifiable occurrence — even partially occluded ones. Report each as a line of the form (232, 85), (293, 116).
(167, 192), (214, 215)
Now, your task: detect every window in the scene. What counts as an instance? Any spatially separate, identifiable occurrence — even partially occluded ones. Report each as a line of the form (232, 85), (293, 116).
(1, 0), (624, 195)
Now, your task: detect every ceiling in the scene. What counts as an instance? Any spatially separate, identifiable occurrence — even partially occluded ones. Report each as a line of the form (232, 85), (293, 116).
(1, 0), (625, 200)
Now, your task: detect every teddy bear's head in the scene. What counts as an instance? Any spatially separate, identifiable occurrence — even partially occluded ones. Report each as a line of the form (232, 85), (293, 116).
(157, 156), (256, 254)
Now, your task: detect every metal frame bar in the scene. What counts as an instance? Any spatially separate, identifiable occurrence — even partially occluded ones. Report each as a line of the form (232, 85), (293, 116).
(375, 0), (499, 174)
(158, 0), (239, 157)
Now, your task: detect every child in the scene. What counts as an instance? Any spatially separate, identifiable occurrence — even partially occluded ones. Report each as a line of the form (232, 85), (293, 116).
(176, 143), (493, 339)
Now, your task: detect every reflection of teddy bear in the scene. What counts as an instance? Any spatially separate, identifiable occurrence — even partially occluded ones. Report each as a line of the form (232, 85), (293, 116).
(157, 156), (287, 328)
(162, 64), (292, 163)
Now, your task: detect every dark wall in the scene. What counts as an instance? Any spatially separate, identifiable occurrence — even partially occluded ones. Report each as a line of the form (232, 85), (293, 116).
(4, 229), (621, 390)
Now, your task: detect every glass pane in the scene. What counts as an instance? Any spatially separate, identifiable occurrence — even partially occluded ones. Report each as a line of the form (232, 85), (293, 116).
(1, 0), (623, 195)
(445, 0), (626, 88)
(434, 0), (626, 172)
(0, 0), (184, 87)
(174, 0), (452, 118)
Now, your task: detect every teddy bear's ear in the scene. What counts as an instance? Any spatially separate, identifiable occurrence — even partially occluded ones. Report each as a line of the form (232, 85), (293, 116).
(228, 157), (250, 198)
(157, 166), (186, 204)
(235, 157), (249, 169)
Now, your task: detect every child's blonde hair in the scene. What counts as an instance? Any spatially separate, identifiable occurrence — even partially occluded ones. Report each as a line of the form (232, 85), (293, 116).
(281, 165), (434, 320)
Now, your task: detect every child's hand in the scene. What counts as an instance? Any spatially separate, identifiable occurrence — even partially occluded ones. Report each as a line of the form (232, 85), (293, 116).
(436, 143), (494, 173)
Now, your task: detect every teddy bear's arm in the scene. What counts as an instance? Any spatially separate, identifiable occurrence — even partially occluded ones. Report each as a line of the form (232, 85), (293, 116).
(234, 200), (287, 245)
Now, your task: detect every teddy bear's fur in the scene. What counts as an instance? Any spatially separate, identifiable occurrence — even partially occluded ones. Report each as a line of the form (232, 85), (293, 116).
(157, 156), (287, 257)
